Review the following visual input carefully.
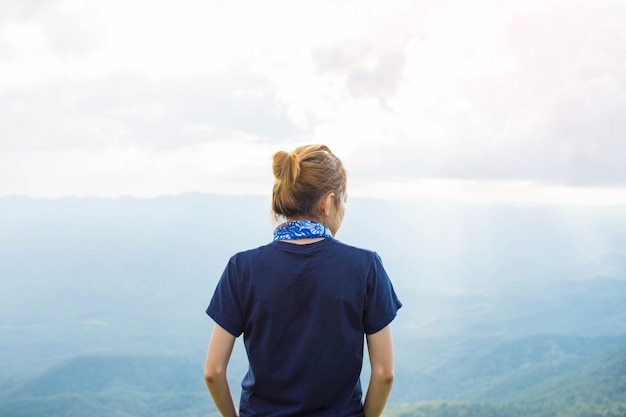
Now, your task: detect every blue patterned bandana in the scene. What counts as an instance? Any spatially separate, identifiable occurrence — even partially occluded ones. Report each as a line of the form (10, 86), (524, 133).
(273, 220), (333, 241)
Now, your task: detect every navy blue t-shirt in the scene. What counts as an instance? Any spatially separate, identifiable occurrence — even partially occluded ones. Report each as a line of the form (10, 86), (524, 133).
(206, 238), (402, 417)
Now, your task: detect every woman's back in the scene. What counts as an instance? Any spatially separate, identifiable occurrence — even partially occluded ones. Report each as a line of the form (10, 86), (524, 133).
(208, 238), (400, 416)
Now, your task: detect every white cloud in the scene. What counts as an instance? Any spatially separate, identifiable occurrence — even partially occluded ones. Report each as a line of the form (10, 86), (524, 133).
(0, 0), (625, 202)
(349, 0), (626, 186)
(0, 73), (301, 151)
(0, 139), (277, 198)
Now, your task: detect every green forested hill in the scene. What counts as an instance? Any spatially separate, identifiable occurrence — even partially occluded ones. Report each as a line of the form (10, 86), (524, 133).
(1, 340), (624, 417)
(514, 345), (626, 416)
(7, 356), (202, 397)
(386, 346), (626, 417)
(0, 356), (214, 417)
(389, 333), (626, 403)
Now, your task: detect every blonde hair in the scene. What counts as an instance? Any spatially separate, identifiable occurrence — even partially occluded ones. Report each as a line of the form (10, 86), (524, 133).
(272, 144), (346, 222)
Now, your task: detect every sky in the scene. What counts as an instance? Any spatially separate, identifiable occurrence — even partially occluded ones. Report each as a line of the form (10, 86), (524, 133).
(1, 0), (625, 205)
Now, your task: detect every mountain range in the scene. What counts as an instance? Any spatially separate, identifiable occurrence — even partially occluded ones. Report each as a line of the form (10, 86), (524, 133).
(1, 194), (625, 415)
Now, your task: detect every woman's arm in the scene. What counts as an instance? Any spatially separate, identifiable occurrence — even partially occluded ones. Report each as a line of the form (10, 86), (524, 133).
(363, 325), (395, 417)
(204, 323), (238, 417)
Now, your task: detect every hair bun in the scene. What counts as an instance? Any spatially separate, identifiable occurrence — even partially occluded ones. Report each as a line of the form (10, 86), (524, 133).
(272, 150), (300, 185)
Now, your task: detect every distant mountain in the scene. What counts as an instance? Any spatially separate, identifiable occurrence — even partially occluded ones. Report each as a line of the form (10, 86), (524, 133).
(387, 344), (626, 417)
(0, 356), (212, 417)
(6, 356), (201, 397)
(518, 343), (626, 411)
(389, 334), (626, 403)
(1, 339), (624, 417)
(393, 278), (626, 343)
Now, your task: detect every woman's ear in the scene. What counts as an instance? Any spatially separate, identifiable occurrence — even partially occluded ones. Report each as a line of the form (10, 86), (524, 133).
(321, 192), (335, 216)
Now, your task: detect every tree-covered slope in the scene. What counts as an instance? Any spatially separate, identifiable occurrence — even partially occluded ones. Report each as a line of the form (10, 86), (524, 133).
(515, 345), (626, 415)
(6, 356), (202, 397)
(0, 356), (213, 417)
(386, 346), (626, 417)
(389, 334), (626, 403)
(1, 339), (624, 417)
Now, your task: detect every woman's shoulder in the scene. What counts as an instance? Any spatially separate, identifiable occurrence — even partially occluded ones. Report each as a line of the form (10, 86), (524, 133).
(228, 242), (273, 260)
(329, 239), (383, 262)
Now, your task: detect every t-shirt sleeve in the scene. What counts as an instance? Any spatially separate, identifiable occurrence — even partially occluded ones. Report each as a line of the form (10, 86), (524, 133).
(363, 252), (402, 335)
(206, 258), (244, 337)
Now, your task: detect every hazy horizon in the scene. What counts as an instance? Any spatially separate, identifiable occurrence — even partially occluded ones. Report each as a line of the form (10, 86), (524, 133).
(2, 193), (625, 375)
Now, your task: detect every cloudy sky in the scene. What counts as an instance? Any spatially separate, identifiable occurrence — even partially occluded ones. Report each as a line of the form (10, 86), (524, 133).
(1, 0), (625, 204)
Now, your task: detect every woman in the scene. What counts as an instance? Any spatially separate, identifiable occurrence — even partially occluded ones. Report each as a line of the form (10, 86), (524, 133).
(204, 144), (402, 417)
